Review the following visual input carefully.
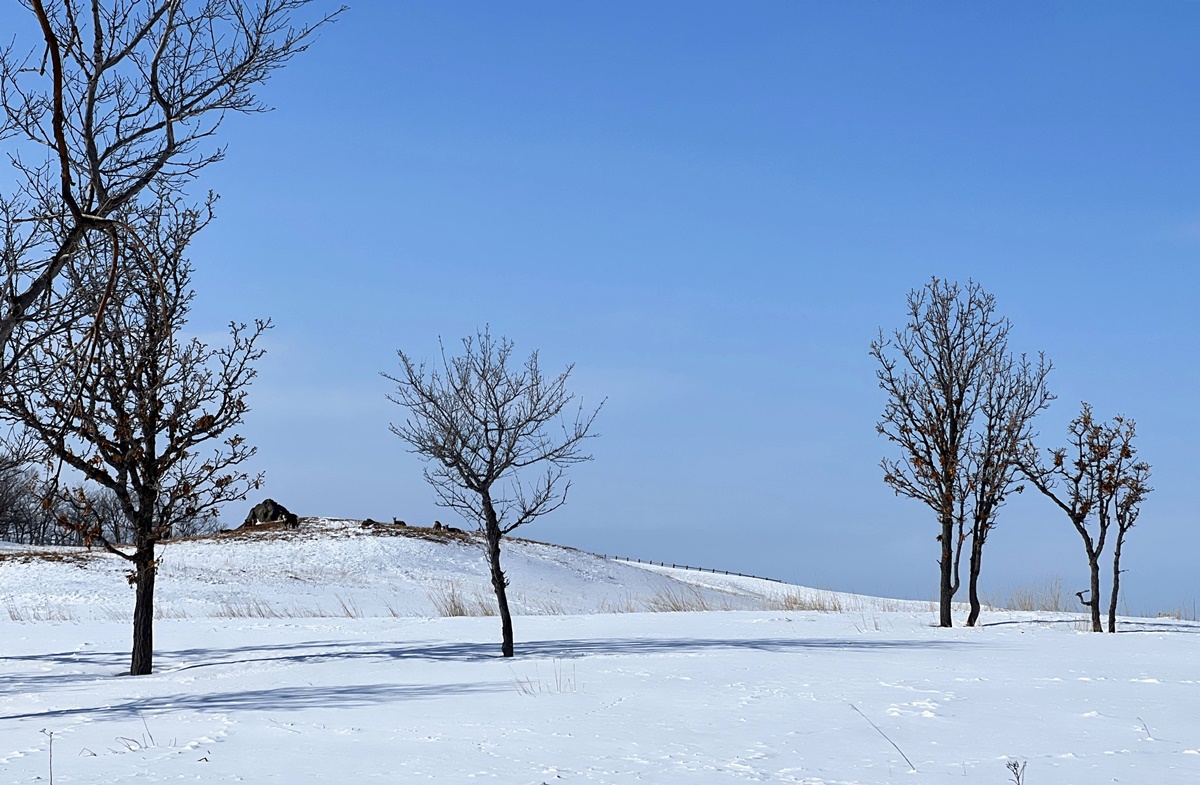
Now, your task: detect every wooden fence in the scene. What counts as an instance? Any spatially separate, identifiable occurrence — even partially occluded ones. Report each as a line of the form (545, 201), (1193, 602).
(596, 554), (783, 584)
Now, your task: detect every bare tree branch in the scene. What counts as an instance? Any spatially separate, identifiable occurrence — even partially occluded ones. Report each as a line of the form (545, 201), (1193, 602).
(1, 0), (343, 367)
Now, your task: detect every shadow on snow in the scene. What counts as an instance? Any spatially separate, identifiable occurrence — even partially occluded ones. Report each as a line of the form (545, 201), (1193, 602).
(0, 681), (500, 722)
(0, 635), (965, 708)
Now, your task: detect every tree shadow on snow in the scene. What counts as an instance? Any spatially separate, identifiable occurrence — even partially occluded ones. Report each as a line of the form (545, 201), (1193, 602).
(155, 634), (967, 674)
(0, 681), (503, 723)
(980, 617), (1200, 635)
(0, 635), (965, 699)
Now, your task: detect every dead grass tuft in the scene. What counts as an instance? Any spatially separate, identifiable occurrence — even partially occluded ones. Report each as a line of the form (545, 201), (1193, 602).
(643, 585), (717, 613)
(770, 589), (846, 613)
(5, 599), (79, 622)
(598, 592), (640, 614)
(425, 581), (497, 617)
(983, 579), (1067, 613)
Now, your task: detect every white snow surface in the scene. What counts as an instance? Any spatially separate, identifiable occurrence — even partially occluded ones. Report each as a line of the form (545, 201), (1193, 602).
(1, 518), (1198, 783)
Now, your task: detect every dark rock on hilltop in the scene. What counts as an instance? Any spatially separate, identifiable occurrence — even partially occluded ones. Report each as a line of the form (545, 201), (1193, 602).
(242, 499), (299, 529)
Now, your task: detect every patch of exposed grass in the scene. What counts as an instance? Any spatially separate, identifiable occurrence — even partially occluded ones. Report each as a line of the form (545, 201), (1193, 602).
(0, 549), (94, 566)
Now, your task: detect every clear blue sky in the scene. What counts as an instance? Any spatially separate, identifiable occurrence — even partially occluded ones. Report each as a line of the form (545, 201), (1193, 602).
(7, 3), (1199, 612)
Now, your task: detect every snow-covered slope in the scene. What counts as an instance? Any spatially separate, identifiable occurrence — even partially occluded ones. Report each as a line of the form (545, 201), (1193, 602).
(3, 518), (1199, 784)
(0, 517), (896, 622)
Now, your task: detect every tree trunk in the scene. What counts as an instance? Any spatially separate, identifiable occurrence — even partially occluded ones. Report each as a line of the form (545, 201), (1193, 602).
(481, 494), (514, 657)
(130, 544), (157, 675)
(965, 531), (985, 627)
(938, 517), (954, 627)
(1108, 536), (1125, 633)
(1086, 554), (1102, 633)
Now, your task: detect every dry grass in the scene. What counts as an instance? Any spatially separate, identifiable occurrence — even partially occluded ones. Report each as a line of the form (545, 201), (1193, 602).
(335, 594), (363, 618)
(425, 581), (497, 617)
(0, 549), (94, 566)
(770, 589), (847, 613)
(511, 660), (578, 696)
(214, 598), (356, 619)
(643, 585), (719, 613)
(5, 599), (79, 622)
(361, 521), (477, 544)
(203, 520), (306, 542)
(598, 592), (640, 614)
(516, 596), (567, 616)
(983, 579), (1067, 613)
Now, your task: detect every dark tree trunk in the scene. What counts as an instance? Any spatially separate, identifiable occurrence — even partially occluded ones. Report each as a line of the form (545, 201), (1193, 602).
(938, 517), (954, 627)
(130, 543), (157, 675)
(1108, 536), (1125, 633)
(966, 531), (985, 627)
(481, 494), (514, 657)
(1086, 553), (1102, 633)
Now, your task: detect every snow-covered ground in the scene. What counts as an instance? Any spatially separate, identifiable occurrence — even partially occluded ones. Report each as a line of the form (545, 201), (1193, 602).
(2, 519), (1198, 783)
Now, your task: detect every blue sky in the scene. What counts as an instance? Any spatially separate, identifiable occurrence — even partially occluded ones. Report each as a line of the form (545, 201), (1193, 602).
(7, 3), (1199, 612)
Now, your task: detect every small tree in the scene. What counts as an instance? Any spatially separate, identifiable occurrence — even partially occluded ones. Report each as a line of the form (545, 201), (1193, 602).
(0, 195), (267, 673)
(872, 278), (1050, 627)
(385, 329), (601, 657)
(1021, 404), (1151, 632)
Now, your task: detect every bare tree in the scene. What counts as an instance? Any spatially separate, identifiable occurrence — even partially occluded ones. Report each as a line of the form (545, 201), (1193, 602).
(1020, 404), (1150, 632)
(0, 0), (341, 368)
(385, 329), (602, 658)
(872, 278), (1049, 627)
(962, 351), (1052, 626)
(1109, 455), (1150, 633)
(0, 194), (268, 674)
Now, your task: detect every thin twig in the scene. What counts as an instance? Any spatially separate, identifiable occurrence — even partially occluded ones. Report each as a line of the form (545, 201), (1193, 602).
(849, 703), (916, 772)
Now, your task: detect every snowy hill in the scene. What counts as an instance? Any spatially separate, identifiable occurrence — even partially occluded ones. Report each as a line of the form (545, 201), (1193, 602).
(0, 517), (894, 622)
(2, 518), (1199, 784)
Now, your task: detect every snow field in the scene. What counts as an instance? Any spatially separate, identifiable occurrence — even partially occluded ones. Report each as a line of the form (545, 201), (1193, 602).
(1, 519), (1198, 783)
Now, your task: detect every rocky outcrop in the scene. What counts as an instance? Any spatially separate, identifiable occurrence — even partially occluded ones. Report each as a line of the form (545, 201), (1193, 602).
(242, 499), (299, 529)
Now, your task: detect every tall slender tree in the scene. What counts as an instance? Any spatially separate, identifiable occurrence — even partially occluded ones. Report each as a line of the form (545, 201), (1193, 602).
(385, 329), (602, 657)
